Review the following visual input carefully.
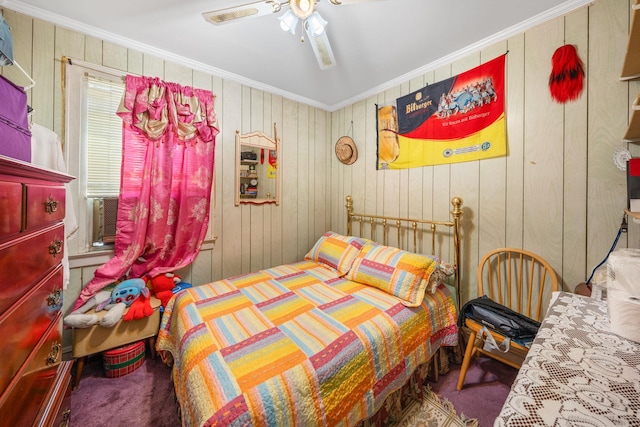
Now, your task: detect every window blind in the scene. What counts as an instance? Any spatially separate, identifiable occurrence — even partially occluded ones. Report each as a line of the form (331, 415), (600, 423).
(85, 74), (124, 197)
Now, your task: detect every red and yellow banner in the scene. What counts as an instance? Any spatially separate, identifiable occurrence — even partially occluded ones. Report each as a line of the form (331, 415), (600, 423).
(377, 54), (507, 169)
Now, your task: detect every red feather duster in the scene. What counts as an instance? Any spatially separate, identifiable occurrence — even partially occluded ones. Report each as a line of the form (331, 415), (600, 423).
(549, 44), (585, 103)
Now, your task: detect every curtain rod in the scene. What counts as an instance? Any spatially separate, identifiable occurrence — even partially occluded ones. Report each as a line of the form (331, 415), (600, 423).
(60, 56), (217, 97)
(60, 56), (134, 81)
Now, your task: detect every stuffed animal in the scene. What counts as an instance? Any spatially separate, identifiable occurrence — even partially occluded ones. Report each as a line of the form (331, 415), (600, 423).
(64, 278), (151, 328)
(148, 272), (183, 308)
(122, 286), (153, 321)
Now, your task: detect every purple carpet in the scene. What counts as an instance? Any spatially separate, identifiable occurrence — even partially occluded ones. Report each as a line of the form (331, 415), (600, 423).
(71, 353), (516, 426)
(70, 354), (180, 427)
(429, 356), (519, 427)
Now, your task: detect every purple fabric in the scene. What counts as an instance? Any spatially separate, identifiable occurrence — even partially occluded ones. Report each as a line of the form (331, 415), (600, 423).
(74, 75), (219, 310)
(0, 74), (31, 162)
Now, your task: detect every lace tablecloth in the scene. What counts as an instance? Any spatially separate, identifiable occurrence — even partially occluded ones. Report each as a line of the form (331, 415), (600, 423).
(494, 292), (640, 426)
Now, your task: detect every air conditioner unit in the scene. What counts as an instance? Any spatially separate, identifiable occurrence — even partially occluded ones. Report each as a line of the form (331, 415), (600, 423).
(93, 197), (119, 244)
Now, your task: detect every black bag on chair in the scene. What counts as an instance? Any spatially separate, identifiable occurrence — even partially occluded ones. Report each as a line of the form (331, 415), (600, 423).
(458, 295), (541, 346)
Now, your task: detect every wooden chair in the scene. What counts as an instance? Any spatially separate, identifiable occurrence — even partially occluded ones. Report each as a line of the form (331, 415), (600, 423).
(456, 248), (559, 391)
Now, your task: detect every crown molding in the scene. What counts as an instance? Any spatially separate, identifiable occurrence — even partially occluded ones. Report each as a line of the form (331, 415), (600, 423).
(329, 0), (594, 112)
(0, 0), (329, 109)
(2, 0), (594, 112)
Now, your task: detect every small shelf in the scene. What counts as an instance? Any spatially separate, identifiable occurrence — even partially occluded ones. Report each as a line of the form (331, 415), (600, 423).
(621, 0), (640, 80)
(625, 208), (640, 220)
(624, 94), (640, 142)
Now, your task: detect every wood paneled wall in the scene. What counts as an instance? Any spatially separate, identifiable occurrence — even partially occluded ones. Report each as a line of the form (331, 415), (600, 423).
(0, 8), (333, 352)
(2, 0), (639, 350)
(331, 0), (640, 303)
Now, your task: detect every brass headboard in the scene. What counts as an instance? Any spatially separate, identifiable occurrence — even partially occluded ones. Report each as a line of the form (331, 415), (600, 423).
(345, 196), (464, 307)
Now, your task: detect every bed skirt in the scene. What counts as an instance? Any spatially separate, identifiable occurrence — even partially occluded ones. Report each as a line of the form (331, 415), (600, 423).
(160, 344), (460, 427)
(358, 345), (459, 427)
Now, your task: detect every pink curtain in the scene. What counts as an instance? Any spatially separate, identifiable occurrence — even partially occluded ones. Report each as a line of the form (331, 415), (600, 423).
(73, 75), (219, 310)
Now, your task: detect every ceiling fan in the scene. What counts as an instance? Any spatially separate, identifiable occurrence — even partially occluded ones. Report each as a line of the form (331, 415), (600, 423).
(202, 0), (375, 70)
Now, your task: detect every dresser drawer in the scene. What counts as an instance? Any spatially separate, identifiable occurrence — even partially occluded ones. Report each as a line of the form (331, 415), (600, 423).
(0, 312), (63, 427)
(25, 184), (66, 230)
(35, 360), (73, 427)
(0, 180), (22, 240)
(0, 266), (63, 393)
(0, 223), (64, 316)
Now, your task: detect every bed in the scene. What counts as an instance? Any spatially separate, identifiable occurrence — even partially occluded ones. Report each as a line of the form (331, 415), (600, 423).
(156, 196), (464, 427)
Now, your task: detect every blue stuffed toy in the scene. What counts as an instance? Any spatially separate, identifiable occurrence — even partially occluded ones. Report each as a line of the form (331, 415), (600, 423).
(64, 278), (148, 328)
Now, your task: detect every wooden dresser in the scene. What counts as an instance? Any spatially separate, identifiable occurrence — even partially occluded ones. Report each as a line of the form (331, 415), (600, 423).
(0, 155), (74, 426)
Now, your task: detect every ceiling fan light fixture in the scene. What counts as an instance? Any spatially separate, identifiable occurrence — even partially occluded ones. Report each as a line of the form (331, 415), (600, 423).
(305, 12), (327, 37)
(279, 10), (299, 34)
(202, 0), (339, 70)
(290, 0), (315, 20)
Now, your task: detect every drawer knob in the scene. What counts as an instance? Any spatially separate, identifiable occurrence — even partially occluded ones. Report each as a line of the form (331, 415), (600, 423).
(48, 288), (62, 307)
(47, 341), (61, 366)
(49, 239), (63, 257)
(44, 195), (59, 214)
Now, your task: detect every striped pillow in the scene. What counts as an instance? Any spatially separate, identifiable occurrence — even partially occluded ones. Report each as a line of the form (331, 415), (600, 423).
(346, 242), (440, 307)
(304, 232), (368, 275)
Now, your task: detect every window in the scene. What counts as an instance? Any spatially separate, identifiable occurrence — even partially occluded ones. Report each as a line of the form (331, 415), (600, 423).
(85, 76), (123, 198)
(64, 60), (125, 256)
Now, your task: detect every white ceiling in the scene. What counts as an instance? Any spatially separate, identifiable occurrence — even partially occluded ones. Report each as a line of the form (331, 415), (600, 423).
(2, 0), (591, 111)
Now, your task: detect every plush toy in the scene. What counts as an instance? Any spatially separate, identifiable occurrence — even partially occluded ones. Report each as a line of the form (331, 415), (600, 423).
(64, 278), (151, 328)
(122, 285), (153, 321)
(148, 272), (189, 308)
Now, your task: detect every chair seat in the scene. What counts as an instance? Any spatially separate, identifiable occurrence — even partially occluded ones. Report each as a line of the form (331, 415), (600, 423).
(464, 318), (529, 369)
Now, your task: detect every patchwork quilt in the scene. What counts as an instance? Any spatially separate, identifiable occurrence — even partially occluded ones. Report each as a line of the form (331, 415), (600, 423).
(156, 260), (458, 427)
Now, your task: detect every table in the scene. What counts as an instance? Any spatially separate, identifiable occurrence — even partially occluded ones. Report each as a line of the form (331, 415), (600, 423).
(494, 292), (640, 426)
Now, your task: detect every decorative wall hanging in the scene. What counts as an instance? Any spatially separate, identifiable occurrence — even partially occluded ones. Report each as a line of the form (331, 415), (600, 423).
(549, 44), (585, 103)
(335, 136), (358, 165)
(376, 54), (507, 169)
(614, 146), (632, 171)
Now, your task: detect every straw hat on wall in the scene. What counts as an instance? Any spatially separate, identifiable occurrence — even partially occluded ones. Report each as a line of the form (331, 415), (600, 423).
(335, 136), (358, 165)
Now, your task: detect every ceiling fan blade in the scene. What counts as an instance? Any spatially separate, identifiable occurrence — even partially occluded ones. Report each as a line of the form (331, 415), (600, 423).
(202, 1), (283, 25)
(304, 25), (336, 70)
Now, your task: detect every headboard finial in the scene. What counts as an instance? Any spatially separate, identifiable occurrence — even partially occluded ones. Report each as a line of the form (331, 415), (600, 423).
(450, 197), (463, 218)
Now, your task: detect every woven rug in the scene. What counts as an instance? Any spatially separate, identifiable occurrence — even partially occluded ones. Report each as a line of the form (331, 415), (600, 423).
(395, 386), (478, 427)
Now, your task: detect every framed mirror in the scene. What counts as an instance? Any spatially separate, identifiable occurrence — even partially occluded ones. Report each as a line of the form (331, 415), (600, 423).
(235, 123), (280, 206)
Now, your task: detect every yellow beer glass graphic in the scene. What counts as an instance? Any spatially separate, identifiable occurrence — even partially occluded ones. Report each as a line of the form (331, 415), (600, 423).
(377, 105), (400, 164)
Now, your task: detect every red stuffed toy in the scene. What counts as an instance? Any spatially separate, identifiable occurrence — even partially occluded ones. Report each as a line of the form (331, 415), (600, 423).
(123, 292), (153, 321)
(148, 273), (182, 308)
